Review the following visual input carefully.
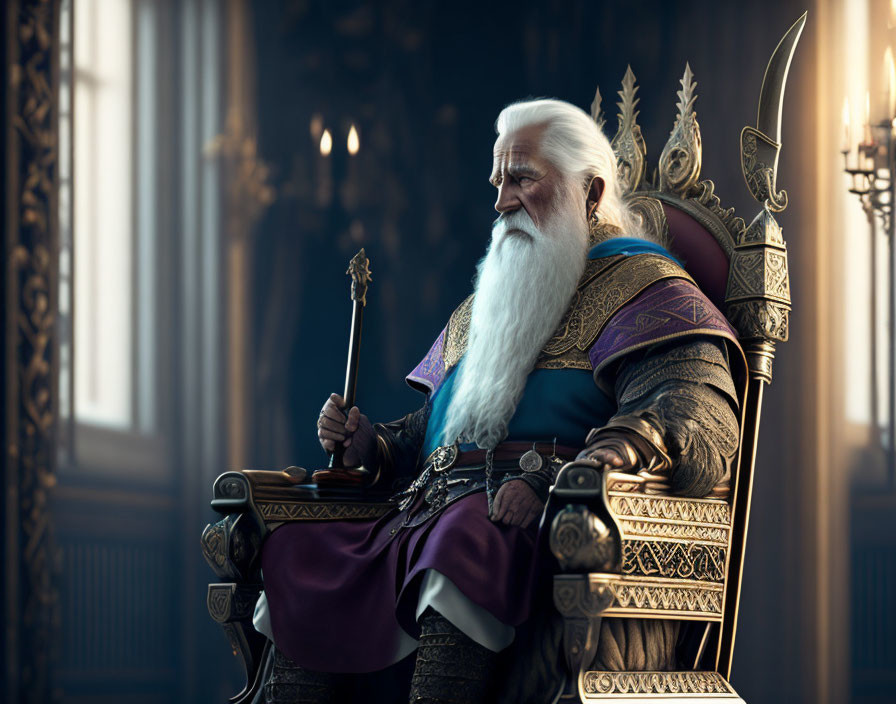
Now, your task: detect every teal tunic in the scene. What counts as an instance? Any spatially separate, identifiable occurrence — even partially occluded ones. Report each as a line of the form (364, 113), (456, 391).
(421, 361), (615, 458)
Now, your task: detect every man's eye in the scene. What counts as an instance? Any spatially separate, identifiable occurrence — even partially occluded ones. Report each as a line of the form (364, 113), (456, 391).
(518, 176), (533, 185)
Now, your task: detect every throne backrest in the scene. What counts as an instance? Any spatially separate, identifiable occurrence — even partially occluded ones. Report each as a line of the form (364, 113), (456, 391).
(588, 63), (792, 677)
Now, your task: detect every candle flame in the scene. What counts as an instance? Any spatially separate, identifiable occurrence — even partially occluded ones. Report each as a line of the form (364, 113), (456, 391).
(347, 124), (360, 155)
(320, 129), (332, 157)
(843, 97), (850, 129)
(866, 91), (871, 124)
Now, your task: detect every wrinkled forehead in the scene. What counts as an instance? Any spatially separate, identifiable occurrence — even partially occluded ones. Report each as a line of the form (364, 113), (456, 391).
(492, 122), (552, 171)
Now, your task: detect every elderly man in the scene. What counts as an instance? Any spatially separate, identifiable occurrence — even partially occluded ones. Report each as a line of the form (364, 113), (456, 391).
(258, 98), (742, 703)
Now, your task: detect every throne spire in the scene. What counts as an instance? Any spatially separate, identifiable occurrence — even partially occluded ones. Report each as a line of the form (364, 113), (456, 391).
(610, 66), (647, 195)
(590, 85), (606, 133)
(659, 63), (703, 196)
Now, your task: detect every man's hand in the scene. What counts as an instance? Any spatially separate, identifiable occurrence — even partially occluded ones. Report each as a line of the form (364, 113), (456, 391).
(317, 393), (376, 467)
(490, 480), (543, 529)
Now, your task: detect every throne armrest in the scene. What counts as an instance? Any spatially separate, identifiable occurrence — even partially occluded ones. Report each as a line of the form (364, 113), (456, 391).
(544, 460), (737, 703)
(201, 468), (396, 703)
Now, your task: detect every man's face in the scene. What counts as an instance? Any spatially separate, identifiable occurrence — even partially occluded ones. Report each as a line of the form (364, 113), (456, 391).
(490, 123), (570, 233)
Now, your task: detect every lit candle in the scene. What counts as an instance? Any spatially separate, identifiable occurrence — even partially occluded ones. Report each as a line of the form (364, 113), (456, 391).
(317, 128), (333, 207)
(842, 97), (851, 154)
(320, 129), (333, 156)
(344, 124), (360, 211)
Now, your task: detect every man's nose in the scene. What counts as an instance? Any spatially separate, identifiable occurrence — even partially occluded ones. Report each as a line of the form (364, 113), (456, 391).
(494, 182), (521, 214)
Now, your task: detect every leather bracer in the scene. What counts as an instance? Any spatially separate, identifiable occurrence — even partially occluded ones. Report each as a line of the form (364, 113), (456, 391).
(371, 401), (431, 491)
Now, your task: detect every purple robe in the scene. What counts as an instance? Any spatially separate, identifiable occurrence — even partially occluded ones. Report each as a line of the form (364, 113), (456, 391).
(261, 270), (741, 673)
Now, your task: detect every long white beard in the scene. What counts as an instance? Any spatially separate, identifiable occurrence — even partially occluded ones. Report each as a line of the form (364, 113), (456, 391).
(441, 187), (589, 449)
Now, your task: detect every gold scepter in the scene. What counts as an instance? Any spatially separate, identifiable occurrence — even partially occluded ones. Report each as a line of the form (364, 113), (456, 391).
(312, 249), (373, 486)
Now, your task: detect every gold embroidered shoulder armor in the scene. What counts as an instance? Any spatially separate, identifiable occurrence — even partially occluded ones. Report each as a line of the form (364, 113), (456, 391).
(442, 294), (473, 369)
(441, 253), (695, 372)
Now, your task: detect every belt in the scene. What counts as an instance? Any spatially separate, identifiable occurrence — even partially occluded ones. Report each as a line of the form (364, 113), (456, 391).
(452, 441), (580, 468)
(421, 441), (580, 476)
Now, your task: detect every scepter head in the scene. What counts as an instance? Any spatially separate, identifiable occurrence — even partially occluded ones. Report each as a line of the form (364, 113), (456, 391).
(347, 248), (373, 306)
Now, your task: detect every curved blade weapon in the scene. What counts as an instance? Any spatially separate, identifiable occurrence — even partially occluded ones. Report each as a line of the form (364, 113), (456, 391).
(740, 12), (807, 211)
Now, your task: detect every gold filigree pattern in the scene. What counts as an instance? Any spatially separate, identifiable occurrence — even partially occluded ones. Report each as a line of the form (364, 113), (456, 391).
(608, 493), (730, 525)
(740, 126), (788, 212)
(739, 201), (784, 245)
(725, 205), (791, 348)
(689, 180), (746, 247)
(8, 1), (61, 700)
(610, 67), (647, 194)
(442, 294), (473, 369)
(602, 578), (724, 617)
(727, 249), (790, 303)
(582, 671), (735, 696)
(625, 194), (670, 248)
(258, 501), (393, 522)
(617, 518), (729, 545)
(622, 539), (726, 582)
(727, 299), (789, 344)
(539, 255), (693, 357)
(659, 63), (703, 197)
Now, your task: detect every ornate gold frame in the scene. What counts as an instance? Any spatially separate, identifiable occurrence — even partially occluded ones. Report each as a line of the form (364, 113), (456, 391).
(3, 1), (62, 701)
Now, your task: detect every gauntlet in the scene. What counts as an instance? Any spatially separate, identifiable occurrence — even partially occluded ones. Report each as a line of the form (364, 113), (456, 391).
(582, 414), (672, 475)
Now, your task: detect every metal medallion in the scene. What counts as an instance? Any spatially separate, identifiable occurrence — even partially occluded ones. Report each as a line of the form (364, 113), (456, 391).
(430, 443), (458, 474)
(519, 449), (544, 474)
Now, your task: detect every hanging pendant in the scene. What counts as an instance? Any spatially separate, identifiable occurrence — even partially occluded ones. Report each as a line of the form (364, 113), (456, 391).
(519, 449), (544, 473)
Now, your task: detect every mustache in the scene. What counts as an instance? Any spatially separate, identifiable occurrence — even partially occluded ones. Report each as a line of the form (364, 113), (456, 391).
(491, 210), (540, 241)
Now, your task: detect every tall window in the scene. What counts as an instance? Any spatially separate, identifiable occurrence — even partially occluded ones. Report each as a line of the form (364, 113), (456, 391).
(62, 0), (225, 476)
(842, 0), (896, 487)
(73, 0), (134, 428)
(68, 0), (166, 453)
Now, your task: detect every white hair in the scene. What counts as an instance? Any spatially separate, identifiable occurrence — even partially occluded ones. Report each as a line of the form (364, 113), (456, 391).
(495, 98), (644, 238)
(441, 182), (589, 449)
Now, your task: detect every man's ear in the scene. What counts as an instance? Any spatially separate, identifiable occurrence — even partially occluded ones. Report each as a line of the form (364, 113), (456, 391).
(586, 176), (605, 220)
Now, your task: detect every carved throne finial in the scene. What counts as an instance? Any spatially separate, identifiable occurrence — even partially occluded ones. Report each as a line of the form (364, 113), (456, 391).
(659, 63), (703, 197)
(610, 66), (647, 195)
(590, 85), (606, 133)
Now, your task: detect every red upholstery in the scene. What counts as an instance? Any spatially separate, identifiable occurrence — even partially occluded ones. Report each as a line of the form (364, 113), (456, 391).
(661, 203), (729, 310)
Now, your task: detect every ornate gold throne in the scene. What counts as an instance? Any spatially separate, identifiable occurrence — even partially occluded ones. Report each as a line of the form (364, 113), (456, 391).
(200, 15), (804, 703)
